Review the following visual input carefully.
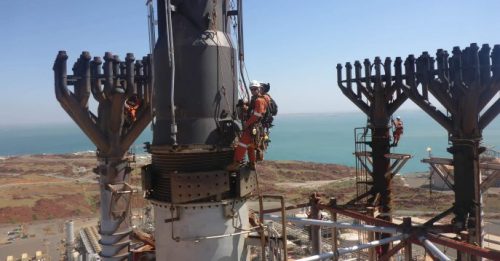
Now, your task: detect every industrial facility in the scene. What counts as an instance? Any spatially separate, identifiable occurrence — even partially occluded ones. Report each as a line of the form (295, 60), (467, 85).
(50, 0), (499, 260)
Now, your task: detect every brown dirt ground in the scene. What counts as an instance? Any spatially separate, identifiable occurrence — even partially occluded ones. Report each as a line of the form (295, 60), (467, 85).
(0, 154), (100, 223)
(0, 153), (498, 224)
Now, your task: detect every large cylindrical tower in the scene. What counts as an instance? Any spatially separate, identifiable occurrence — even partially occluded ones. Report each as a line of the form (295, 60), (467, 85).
(142, 1), (253, 260)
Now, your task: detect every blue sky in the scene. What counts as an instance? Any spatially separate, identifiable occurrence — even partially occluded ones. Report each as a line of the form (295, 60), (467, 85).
(1, 0), (500, 125)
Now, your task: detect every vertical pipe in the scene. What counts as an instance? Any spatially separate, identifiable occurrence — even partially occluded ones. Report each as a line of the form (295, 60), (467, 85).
(259, 195), (266, 261)
(367, 207), (376, 261)
(328, 198), (338, 261)
(237, 0), (250, 99)
(474, 160), (484, 251)
(146, 1), (156, 126)
(452, 140), (483, 250)
(97, 157), (132, 260)
(279, 196), (288, 261)
(66, 220), (75, 261)
(310, 196), (321, 255)
(403, 217), (412, 261)
(164, 0), (177, 145)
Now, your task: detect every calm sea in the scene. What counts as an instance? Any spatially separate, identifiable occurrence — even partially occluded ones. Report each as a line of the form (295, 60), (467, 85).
(0, 111), (499, 173)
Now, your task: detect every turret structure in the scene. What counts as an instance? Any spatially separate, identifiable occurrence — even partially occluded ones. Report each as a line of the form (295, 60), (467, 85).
(141, 1), (254, 260)
(402, 44), (500, 248)
(337, 56), (409, 255)
(54, 51), (152, 260)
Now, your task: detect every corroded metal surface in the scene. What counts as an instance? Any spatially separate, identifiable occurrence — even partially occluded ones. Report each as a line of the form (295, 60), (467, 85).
(337, 56), (409, 255)
(54, 51), (152, 261)
(337, 42), (499, 258)
(402, 43), (500, 246)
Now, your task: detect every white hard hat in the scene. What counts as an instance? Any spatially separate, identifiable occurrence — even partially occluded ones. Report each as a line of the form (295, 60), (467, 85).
(396, 116), (401, 119)
(249, 80), (261, 88)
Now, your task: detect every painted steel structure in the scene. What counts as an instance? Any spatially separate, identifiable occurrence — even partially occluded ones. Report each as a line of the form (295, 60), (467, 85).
(54, 51), (153, 260)
(66, 220), (75, 261)
(140, 1), (255, 260)
(401, 44), (500, 247)
(336, 43), (499, 260)
(337, 56), (409, 255)
(54, 1), (253, 260)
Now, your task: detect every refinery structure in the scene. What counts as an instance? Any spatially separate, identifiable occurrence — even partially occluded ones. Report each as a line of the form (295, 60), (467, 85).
(46, 0), (500, 260)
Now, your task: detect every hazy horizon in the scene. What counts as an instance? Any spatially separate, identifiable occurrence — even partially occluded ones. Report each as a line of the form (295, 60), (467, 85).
(1, 1), (500, 125)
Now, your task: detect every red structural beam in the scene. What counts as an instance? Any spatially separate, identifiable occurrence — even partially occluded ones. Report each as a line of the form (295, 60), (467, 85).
(426, 233), (500, 260)
(323, 204), (455, 234)
(320, 204), (398, 228)
(260, 202), (310, 215)
(379, 239), (408, 261)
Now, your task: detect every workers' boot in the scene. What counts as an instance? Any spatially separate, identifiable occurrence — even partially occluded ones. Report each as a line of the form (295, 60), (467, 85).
(226, 161), (242, 172)
(248, 161), (256, 170)
(256, 149), (264, 161)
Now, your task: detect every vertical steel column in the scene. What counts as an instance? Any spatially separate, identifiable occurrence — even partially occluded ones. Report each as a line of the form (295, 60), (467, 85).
(328, 198), (339, 261)
(337, 56), (408, 256)
(367, 207), (376, 261)
(310, 195), (322, 255)
(403, 217), (412, 261)
(96, 158), (132, 259)
(402, 44), (500, 247)
(54, 51), (152, 260)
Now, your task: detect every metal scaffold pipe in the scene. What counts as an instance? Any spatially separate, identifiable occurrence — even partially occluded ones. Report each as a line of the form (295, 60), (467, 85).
(296, 234), (407, 261)
(419, 236), (451, 261)
(265, 214), (399, 234)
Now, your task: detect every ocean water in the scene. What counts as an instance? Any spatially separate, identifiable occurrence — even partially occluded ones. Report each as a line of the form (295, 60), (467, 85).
(0, 110), (499, 173)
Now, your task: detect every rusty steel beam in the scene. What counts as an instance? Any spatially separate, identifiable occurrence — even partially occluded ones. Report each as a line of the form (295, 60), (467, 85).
(401, 43), (500, 247)
(54, 51), (152, 261)
(426, 233), (500, 260)
(338, 55), (410, 256)
(325, 204), (455, 234)
(322, 205), (398, 228)
(378, 239), (408, 261)
(260, 202), (310, 215)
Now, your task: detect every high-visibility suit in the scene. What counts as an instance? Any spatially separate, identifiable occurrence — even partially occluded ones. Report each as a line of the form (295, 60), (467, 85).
(125, 99), (140, 122)
(392, 118), (403, 146)
(231, 94), (268, 169)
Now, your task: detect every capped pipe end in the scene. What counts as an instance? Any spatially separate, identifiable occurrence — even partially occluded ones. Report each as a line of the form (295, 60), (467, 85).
(57, 50), (68, 59)
(93, 56), (103, 64)
(126, 53), (135, 61)
(104, 52), (114, 59)
(81, 51), (91, 60)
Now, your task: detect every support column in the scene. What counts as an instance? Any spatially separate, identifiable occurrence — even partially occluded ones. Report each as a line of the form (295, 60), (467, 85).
(54, 50), (152, 261)
(401, 44), (500, 252)
(97, 157), (133, 260)
(337, 56), (408, 257)
(403, 217), (412, 261)
(367, 207), (376, 261)
(310, 195), (322, 255)
(328, 198), (338, 261)
(372, 127), (392, 256)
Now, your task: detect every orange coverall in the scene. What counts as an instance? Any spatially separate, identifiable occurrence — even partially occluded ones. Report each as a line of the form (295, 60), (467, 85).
(233, 95), (268, 163)
(392, 119), (403, 145)
(125, 100), (140, 122)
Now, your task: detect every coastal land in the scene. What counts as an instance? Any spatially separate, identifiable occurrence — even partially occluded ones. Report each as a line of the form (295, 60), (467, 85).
(1, 153), (499, 223)
(0, 153), (499, 258)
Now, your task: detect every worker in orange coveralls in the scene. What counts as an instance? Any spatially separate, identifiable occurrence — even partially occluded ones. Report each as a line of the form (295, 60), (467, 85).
(391, 116), (403, 147)
(227, 81), (268, 171)
(125, 95), (140, 122)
